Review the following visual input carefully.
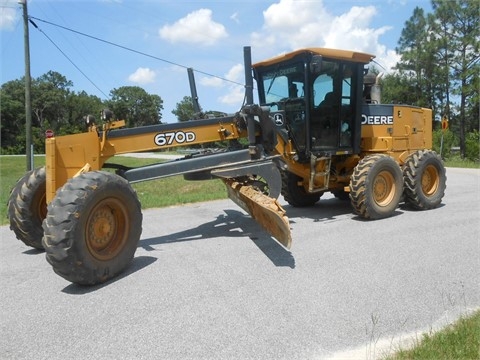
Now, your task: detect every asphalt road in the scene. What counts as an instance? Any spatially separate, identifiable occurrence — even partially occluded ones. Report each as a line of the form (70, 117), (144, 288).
(1, 167), (479, 360)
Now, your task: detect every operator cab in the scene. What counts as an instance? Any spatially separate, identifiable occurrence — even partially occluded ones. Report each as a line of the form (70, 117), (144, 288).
(253, 48), (374, 161)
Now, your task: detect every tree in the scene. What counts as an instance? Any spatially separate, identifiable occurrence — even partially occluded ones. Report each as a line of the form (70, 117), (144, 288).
(106, 86), (163, 127)
(0, 79), (26, 154)
(381, 73), (418, 105)
(427, 9), (452, 121)
(31, 71), (73, 129)
(1, 72), (166, 154)
(172, 96), (229, 122)
(387, 1), (479, 160)
(172, 96), (196, 122)
(395, 7), (437, 109)
(1, 72), (74, 154)
(64, 91), (104, 134)
(431, 0), (480, 158)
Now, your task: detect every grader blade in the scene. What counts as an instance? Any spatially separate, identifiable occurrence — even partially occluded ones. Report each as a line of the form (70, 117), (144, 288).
(223, 179), (292, 249)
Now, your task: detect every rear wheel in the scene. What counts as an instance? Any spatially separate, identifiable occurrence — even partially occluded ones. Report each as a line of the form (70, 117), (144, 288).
(281, 170), (322, 207)
(8, 167), (47, 249)
(349, 154), (403, 219)
(403, 150), (446, 210)
(43, 171), (142, 285)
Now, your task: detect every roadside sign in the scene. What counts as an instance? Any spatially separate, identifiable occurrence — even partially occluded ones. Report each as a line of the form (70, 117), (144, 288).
(441, 117), (449, 132)
(45, 129), (54, 138)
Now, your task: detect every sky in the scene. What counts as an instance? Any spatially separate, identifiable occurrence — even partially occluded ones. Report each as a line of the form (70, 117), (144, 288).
(0, 0), (433, 123)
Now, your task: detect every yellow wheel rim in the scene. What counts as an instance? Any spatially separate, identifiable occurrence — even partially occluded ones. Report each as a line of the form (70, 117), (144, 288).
(36, 192), (47, 222)
(421, 164), (440, 196)
(373, 170), (396, 207)
(86, 198), (129, 261)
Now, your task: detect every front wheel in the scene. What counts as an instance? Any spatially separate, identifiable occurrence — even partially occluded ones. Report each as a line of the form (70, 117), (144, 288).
(403, 150), (446, 210)
(43, 171), (142, 285)
(349, 154), (404, 219)
(8, 167), (47, 249)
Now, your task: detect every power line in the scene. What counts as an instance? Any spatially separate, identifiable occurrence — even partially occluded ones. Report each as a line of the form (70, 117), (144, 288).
(28, 18), (109, 98)
(29, 16), (245, 88)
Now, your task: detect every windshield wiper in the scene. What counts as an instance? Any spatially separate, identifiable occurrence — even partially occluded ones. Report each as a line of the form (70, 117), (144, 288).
(266, 69), (279, 95)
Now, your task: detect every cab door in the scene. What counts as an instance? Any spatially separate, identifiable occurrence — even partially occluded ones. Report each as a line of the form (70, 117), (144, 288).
(310, 61), (359, 153)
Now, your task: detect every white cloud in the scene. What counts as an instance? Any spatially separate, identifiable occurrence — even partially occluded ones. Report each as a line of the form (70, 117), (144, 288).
(0, 1), (18, 31)
(200, 63), (243, 88)
(263, 0), (330, 30)
(225, 63), (244, 82)
(159, 9), (228, 46)
(253, 0), (331, 50)
(218, 84), (245, 106)
(219, 64), (245, 105)
(323, 6), (391, 55)
(251, 0), (398, 72)
(199, 64), (245, 106)
(376, 49), (401, 72)
(128, 67), (156, 84)
(230, 12), (240, 24)
(199, 76), (223, 87)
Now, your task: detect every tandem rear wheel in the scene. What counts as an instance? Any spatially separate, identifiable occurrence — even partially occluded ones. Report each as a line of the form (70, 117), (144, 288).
(349, 151), (446, 220)
(402, 150), (446, 210)
(349, 154), (404, 219)
(8, 166), (47, 249)
(43, 171), (143, 285)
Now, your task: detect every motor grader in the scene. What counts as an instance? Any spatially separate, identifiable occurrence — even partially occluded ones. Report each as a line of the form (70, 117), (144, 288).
(8, 47), (446, 285)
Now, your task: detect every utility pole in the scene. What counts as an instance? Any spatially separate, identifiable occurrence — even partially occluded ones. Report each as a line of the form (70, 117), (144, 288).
(19, 0), (33, 171)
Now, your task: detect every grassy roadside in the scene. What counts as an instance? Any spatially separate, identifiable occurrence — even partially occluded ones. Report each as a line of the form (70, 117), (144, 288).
(0, 155), (228, 226)
(384, 309), (480, 360)
(444, 156), (480, 169)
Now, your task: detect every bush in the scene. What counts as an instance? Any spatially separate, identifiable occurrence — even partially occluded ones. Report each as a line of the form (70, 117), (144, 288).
(433, 129), (456, 159)
(465, 130), (479, 162)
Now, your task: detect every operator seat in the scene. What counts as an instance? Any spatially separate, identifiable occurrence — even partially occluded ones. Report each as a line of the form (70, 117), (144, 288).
(319, 92), (335, 107)
(311, 91), (338, 148)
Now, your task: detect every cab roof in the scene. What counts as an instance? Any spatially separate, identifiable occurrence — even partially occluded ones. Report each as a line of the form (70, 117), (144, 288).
(253, 48), (375, 68)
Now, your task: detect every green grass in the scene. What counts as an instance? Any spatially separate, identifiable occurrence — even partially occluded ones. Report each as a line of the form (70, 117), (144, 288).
(104, 156), (228, 208)
(0, 155), (227, 226)
(444, 155), (480, 169)
(385, 310), (480, 360)
(0, 155), (46, 226)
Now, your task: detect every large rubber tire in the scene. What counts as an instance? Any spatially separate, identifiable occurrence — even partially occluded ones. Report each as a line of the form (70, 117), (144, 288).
(281, 170), (322, 207)
(43, 171), (142, 285)
(349, 154), (404, 219)
(403, 150), (446, 210)
(7, 167), (47, 249)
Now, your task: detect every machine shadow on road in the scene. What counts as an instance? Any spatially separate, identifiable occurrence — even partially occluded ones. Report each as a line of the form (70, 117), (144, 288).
(140, 209), (295, 269)
(61, 208), (295, 293)
(61, 255), (158, 294)
(284, 196), (405, 224)
(22, 248), (44, 255)
(283, 197), (355, 224)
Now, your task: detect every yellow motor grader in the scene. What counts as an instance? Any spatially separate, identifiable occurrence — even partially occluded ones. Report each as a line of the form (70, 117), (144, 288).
(8, 47), (446, 285)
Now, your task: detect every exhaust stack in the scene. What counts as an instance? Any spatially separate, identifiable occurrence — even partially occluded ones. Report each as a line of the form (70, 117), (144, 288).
(370, 72), (383, 104)
(364, 72), (383, 104)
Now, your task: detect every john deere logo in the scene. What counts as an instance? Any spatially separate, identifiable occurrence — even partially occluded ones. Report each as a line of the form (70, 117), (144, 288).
(273, 113), (284, 126)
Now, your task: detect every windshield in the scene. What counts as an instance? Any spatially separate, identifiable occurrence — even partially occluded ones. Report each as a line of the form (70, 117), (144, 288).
(260, 62), (304, 104)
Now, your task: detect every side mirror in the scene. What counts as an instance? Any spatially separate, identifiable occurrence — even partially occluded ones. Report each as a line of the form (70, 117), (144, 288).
(310, 55), (323, 74)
